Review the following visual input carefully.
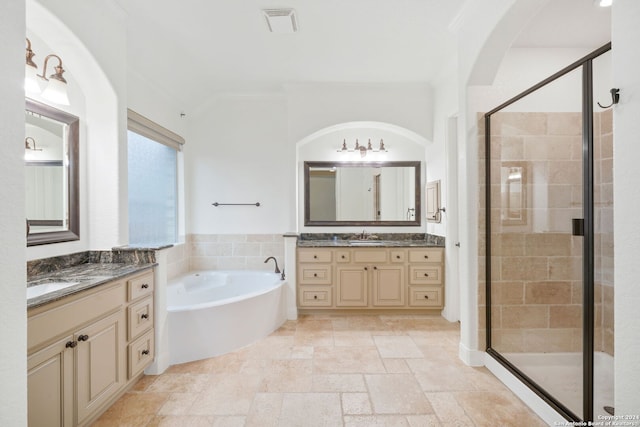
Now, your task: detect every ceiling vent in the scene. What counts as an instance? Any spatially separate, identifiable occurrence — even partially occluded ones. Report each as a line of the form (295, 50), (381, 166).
(262, 8), (298, 33)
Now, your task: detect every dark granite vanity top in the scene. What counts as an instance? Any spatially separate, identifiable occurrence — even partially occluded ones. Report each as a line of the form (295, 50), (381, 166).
(27, 250), (157, 309)
(297, 233), (445, 248)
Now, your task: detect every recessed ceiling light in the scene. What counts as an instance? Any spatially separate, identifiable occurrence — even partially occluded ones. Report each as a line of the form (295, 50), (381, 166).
(595, 0), (612, 7)
(262, 8), (298, 33)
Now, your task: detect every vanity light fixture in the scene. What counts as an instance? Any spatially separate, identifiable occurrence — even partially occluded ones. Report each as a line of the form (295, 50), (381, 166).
(338, 138), (388, 158)
(25, 38), (70, 105)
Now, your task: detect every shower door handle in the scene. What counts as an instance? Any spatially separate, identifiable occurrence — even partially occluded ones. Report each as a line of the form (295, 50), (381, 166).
(572, 218), (584, 236)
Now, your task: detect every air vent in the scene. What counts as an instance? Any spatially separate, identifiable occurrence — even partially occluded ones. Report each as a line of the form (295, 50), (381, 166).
(262, 8), (298, 33)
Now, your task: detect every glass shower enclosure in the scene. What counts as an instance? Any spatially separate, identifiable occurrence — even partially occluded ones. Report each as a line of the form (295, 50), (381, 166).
(484, 44), (614, 422)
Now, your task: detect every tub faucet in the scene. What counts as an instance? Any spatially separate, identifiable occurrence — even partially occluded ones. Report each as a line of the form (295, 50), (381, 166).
(264, 256), (281, 274)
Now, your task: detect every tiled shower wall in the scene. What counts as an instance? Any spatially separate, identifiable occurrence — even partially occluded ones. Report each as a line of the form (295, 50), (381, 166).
(166, 234), (285, 280)
(479, 110), (614, 356)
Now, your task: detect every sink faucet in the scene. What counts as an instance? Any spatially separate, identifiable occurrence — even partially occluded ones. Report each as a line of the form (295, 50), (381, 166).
(361, 229), (368, 240)
(264, 256), (281, 274)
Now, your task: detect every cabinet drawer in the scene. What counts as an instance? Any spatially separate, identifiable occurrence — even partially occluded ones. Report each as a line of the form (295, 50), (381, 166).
(409, 266), (443, 285)
(408, 249), (443, 263)
(409, 287), (443, 307)
(299, 265), (332, 285)
(390, 250), (405, 263)
(128, 329), (154, 379)
(128, 296), (154, 340)
(353, 250), (387, 263)
(336, 250), (351, 263)
(299, 286), (332, 307)
(298, 249), (332, 263)
(128, 271), (154, 301)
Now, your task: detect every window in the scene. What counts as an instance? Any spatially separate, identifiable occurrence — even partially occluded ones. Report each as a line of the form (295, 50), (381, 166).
(127, 110), (184, 246)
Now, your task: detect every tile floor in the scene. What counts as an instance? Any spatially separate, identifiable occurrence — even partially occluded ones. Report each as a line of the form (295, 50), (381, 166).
(93, 314), (546, 426)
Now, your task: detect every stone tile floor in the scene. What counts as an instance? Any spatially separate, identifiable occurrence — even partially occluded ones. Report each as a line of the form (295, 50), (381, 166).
(93, 314), (546, 426)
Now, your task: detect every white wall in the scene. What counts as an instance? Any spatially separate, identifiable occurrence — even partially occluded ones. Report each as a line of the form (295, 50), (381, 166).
(612, 0), (640, 415)
(186, 95), (290, 234)
(0, 0), (27, 424)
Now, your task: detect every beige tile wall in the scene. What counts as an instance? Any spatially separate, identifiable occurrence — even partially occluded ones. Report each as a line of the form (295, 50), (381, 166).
(480, 110), (614, 355)
(166, 234), (285, 280)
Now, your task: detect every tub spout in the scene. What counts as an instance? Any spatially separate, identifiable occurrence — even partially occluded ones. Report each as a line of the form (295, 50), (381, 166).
(264, 256), (281, 274)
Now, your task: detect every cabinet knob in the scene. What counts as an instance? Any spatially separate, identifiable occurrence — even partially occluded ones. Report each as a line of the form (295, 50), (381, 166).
(78, 334), (89, 342)
(364, 267), (368, 271)
(424, 255), (429, 259)
(424, 273), (429, 277)
(373, 266), (378, 270)
(65, 341), (77, 348)
(141, 283), (149, 289)
(141, 349), (150, 356)
(396, 255), (401, 259)
(424, 295), (429, 299)
(141, 313), (149, 320)
(313, 273), (318, 277)
(314, 295), (318, 300)
(313, 255), (318, 259)
(341, 255), (345, 259)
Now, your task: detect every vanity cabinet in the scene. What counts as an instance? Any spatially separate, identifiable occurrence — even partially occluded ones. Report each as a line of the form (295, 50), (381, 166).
(27, 269), (155, 427)
(297, 246), (443, 311)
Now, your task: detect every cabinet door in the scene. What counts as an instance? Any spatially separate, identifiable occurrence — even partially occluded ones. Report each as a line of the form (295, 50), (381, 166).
(372, 265), (405, 306)
(28, 336), (74, 427)
(76, 310), (126, 424)
(336, 267), (368, 307)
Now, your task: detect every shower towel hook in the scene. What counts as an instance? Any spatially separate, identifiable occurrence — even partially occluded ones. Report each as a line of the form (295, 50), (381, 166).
(597, 88), (620, 109)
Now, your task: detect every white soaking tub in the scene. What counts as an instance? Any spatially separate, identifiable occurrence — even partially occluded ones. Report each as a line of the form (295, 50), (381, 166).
(167, 270), (287, 365)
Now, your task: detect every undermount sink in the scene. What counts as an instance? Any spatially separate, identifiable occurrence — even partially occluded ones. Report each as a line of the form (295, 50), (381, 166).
(27, 281), (79, 299)
(348, 240), (387, 246)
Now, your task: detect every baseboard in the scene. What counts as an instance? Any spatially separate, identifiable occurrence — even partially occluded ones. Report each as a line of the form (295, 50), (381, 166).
(458, 342), (485, 366)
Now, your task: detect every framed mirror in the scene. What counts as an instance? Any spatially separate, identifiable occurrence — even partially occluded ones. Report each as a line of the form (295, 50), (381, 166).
(304, 161), (421, 226)
(25, 98), (79, 246)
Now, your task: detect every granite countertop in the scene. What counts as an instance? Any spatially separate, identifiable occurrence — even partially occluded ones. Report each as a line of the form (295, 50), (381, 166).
(297, 233), (445, 248)
(27, 262), (156, 309)
(297, 239), (444, 248)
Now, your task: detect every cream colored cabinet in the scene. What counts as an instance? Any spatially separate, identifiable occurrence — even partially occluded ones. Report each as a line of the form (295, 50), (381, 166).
(27, 269), (155, 427)
(297, 246), (443, 310)
(27, 335), (74, 427)
(336, 266), (368, 306)
(408, 248), (444, 308)
(372, 265), (405, 306)
(75, 310), (126, 424)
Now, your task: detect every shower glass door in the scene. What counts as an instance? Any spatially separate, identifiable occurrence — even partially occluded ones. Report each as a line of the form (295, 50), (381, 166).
(485, 44), (612, 422)
(487, 65), (585, 418)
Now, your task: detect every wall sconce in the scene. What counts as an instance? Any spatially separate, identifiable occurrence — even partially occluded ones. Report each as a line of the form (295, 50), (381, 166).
(25, 38), (70, 105)
(25, 137), (43, 151)
(338, 138), (387, 158)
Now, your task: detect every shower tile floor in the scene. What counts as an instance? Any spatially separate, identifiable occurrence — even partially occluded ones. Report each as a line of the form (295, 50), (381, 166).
(93, 314), (546, 427)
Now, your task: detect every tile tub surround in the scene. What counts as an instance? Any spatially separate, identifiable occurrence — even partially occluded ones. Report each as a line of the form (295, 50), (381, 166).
(187, 234), (285, 272)
(93, 314), (546, 427)
(479, 110), (615, 356)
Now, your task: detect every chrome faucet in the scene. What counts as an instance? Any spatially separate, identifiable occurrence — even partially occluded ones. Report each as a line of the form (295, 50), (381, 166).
(361, 229), (368, 240)
(264, 256), (281, 274)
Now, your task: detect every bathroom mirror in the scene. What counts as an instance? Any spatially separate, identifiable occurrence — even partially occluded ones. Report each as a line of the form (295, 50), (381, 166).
(304, 161), (421, 226)
(500, 162), (527, 225)
(25, 98), (79, 246)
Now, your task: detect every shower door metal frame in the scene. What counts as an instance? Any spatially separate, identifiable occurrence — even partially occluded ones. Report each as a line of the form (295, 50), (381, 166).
(484, 43), (611, 423)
